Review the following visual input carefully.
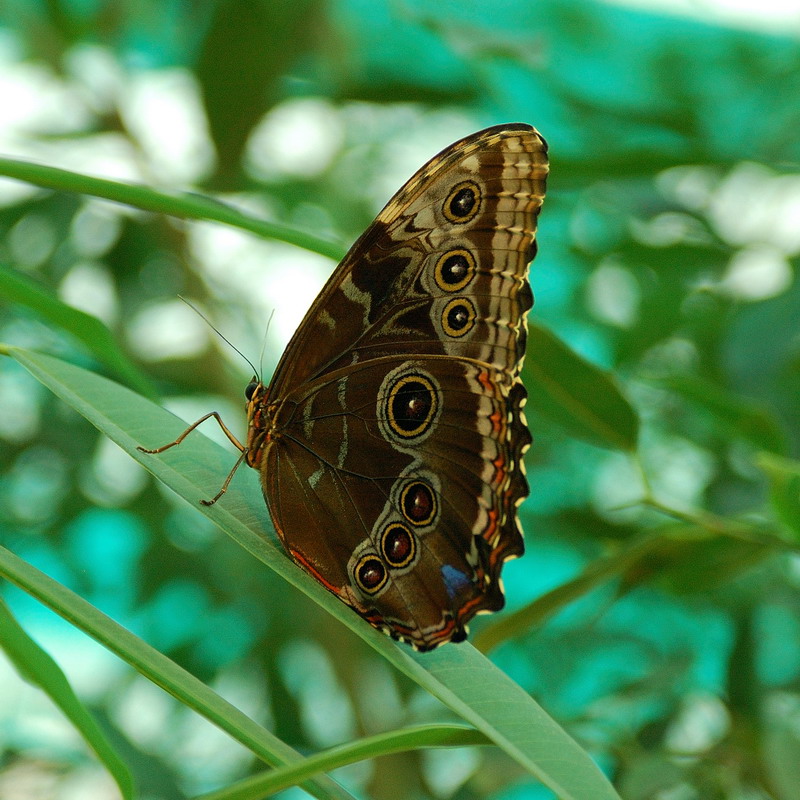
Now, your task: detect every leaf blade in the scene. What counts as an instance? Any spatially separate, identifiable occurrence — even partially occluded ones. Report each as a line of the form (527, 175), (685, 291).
(0, 597), (135, 800)
(197, 725), (486, 800)
(0, 546), (358, 800)
(661, 374), (787, 454)
(5, 345), (620, 800)
(525, 322), (639, 451)
(0, 263), (158, 399)
(0, 157), (345, 261)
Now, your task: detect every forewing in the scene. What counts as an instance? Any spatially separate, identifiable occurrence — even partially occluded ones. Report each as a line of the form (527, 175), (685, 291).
(269, 124), (548, 395)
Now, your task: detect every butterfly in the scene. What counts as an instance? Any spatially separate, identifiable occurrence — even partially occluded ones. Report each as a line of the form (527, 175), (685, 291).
(140, 124), (548, 651)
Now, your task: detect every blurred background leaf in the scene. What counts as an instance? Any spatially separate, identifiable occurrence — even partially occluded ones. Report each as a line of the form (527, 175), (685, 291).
(0, 262), (157, 398)
(0, 1), (798, 798)
(0, 596), (134, 800)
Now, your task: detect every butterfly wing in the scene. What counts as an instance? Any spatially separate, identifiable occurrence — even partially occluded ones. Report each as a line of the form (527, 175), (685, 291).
(261, 124), (547, 648)
(263, 356), (530, 650)
(269, 123), (548, 395)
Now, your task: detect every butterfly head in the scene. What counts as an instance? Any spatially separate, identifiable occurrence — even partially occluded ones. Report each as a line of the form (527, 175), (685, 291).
(244, 376), (272, 468)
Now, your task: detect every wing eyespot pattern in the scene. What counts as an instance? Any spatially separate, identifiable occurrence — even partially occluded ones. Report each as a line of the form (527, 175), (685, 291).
(400, 480), (437, 527)
(381, 523), (417, 568)
(354, 554), (387, 594)
(443, 181), (481, 224)
(441, 297), (476, 337)
(433, 249), (476, 292)
(378, 366), (441, 443)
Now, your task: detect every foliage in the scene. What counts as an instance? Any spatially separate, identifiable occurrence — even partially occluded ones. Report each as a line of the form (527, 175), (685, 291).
(0, 1), (799, 799)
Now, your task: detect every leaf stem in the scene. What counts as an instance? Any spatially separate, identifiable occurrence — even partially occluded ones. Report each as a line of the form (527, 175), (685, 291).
(632, 453), (795, 551)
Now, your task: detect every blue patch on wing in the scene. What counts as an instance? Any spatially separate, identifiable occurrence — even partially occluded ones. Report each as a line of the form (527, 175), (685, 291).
(441, 564), (472, 599)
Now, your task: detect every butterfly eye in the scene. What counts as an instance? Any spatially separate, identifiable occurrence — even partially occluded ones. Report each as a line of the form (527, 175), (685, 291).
(244, 380), (259, 400)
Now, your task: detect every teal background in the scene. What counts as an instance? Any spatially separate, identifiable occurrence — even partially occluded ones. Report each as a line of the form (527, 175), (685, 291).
(1, 1), (799, 798)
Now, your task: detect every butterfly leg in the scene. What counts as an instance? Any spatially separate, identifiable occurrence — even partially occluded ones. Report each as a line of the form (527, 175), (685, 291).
(137, 412), (246, 454)
(137, 412), (249, 506)
(199, 449), (248, 506)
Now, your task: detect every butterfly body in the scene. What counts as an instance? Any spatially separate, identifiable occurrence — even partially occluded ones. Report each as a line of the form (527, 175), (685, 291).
(245, 124), (548, 650)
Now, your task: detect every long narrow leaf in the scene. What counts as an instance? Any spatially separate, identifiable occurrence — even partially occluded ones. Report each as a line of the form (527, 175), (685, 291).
(0, 597), (135, 800)
(0, 263), (157, 399)
(4, 345), (621, 800)
(0, 549), (356, 800)
(472, 533), (666, 653)
(757, 453), (800, 541)
(0, 156), (345, 261)
(196, 725), (486, 800)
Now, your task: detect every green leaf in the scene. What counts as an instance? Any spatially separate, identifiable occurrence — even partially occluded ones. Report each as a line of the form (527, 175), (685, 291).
(761, 693), (800, 800)
(4, 345), (620, 800)
(474, 532), (667, 653)
(0, 156), (345, 261)
(757, 453), (800, 541)
(476, 518), (786, 653)
(0, 263), (158, 400)
(196, 0), (325, 186)
(524, 322), (639, 451)
(0, 597), (135, 800)
(0, 548), (356, 800)
(618, 526), (776, 595)
(660, 374), (787, 454)
(197, 725), (487, 800)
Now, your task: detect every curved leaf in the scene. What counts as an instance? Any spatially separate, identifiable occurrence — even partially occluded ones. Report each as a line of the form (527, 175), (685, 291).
(0, 156), (345, 261)
(197, 725), (486, 800)
(0, 597), (134, 800)
(0, 263), (157, 399)
(5, 345), (621, 800)
(661, 374), (787, 454)
(0, 547), (357, 800)
(525, 322), (639, 451)
(473, 532), (666, 653)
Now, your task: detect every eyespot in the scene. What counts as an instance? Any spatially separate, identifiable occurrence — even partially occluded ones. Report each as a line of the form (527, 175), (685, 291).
(377, 364), (442, 447)
(355, 555), (387, 595)
(441, 297), (476, 337)
(381, 523), (416, 568)
(434, 249), (476, 292)
(244, 379), (259, 400)
(387, 374), (439, 439)
(401, 481), (437, 526)
(443, 181), (481, 224)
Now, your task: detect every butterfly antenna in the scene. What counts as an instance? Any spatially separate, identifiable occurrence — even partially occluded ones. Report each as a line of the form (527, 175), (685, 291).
(178, 295), (260, 380)
(258, 308), (275, 372)
(259, 308), (276, 379)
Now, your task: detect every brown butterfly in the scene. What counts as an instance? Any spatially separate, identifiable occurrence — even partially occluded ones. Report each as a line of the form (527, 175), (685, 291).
(140, 124), (548, 651)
